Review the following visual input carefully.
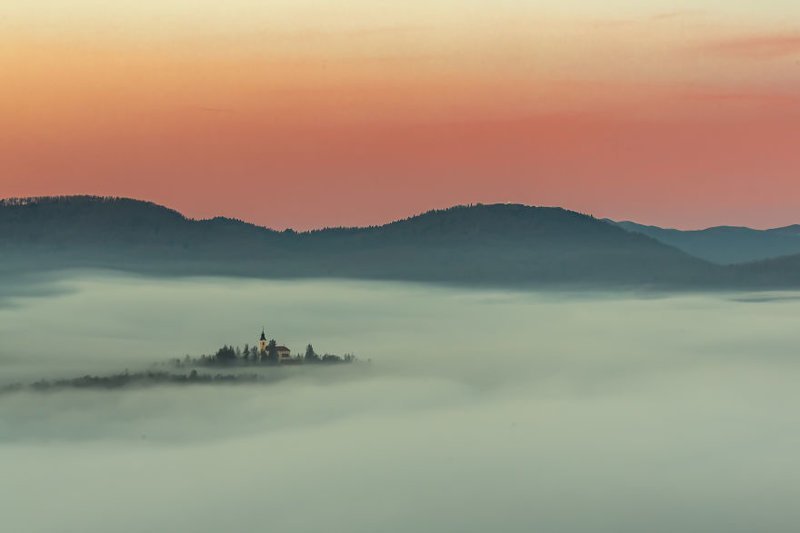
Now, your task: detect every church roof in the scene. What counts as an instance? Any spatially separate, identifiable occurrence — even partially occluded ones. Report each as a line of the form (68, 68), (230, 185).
(260, 330), (267, 341)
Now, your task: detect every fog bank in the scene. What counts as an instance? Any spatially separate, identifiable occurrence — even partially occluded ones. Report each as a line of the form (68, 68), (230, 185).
(1, 272), (799, 532)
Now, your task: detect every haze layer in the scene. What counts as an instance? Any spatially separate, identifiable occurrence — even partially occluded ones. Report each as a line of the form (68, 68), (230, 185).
(1, 273), (799, 532)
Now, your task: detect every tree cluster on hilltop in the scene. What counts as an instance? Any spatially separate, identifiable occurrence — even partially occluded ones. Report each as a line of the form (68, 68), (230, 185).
(174, 343), (354, 367)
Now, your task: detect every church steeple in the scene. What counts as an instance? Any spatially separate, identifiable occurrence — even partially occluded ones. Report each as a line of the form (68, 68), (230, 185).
(258, 328), (268, 354)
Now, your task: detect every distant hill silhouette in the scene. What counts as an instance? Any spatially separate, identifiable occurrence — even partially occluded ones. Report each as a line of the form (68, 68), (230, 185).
(612, 220), (800, 265)
(0, 195), (766, 289)
(728, 253), (800, 288)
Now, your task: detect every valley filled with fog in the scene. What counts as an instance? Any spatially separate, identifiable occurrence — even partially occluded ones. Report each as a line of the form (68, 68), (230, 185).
(1, 272), (799, 532)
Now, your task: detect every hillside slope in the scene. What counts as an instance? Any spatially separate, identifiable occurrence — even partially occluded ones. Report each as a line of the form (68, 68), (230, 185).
(613, 220), (800, 265)
(729, 253), (800, 288)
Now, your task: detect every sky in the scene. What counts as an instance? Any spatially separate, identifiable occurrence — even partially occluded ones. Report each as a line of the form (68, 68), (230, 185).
(1, 1), (799, 230)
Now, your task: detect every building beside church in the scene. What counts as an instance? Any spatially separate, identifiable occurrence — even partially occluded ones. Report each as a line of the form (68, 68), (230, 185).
(258, 329), (292, 363)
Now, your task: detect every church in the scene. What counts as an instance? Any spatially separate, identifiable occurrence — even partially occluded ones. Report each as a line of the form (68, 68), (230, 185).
(258, 329), (293, 363)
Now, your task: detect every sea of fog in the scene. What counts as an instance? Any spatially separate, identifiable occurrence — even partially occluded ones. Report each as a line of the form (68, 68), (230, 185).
(1, 271), (799, 532)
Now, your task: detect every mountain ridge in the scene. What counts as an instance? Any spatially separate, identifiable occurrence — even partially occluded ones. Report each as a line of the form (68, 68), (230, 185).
(1, 195), (797, 289)
(0, 195), (724, 288)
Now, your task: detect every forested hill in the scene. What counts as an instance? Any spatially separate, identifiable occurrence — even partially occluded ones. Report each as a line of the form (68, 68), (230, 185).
(611, 220), (800, 265)
(728, 253), (800, 288)
(0, 196), (732, 288)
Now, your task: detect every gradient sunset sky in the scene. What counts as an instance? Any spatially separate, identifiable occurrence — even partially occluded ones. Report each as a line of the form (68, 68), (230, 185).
(2, 1), (799, 229)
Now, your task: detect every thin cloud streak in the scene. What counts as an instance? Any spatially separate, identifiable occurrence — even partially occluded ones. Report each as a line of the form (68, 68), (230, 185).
(651, 10), (705, 21)
(702, 33), (800, 59)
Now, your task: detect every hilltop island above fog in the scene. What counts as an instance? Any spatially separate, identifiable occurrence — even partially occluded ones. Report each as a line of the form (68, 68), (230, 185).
(2, 195), (800, 289)
(181, 328), (356, 367)
(1, 329), (356, 394)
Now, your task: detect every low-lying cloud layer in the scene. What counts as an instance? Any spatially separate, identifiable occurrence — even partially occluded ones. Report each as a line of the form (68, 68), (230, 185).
(1, 272), (799, 532)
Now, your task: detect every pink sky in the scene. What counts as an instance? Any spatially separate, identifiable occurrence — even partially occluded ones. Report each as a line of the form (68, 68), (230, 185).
(1, 2), (799, 229)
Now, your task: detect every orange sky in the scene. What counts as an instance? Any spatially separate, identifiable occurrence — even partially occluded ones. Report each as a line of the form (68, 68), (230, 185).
(2, 1), (799, 229)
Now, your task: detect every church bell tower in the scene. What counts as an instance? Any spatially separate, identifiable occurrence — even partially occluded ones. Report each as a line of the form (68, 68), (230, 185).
(258, 329), (268, 355)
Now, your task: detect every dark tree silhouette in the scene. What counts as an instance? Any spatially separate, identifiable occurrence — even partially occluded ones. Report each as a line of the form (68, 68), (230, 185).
(214, 345), (237, 363)
(265, 339), (278, 362)
(305, 344), (319, 362)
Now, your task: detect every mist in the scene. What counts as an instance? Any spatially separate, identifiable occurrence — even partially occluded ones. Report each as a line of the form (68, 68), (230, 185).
(1, 271), (799, 532)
